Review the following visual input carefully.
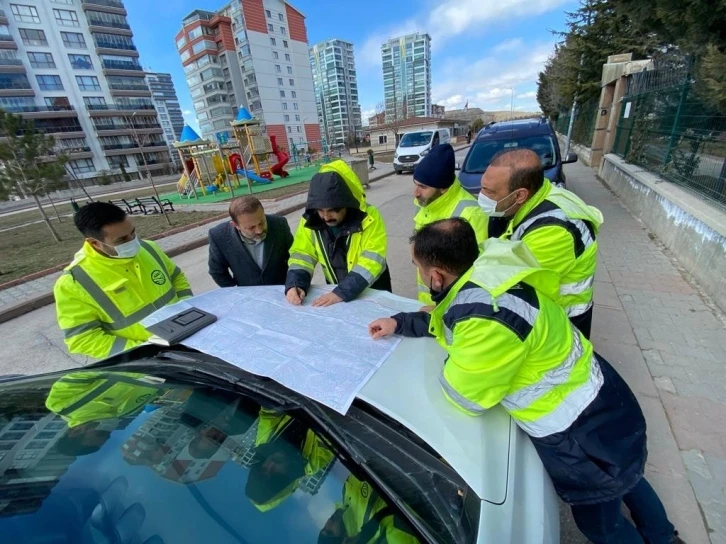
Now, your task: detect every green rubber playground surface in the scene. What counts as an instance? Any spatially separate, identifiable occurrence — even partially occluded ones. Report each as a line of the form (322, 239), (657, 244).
(163, 163), (320, 204)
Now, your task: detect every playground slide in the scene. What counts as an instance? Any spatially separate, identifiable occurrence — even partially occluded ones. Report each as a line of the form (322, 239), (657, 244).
(270, 151), (290, 178)
(236, 168), (272, 185)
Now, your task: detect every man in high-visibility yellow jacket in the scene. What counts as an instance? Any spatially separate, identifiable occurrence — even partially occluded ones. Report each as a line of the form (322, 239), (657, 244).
(285, 160), (391, 307)
(319, 474), (420, 544)
(478, 148), (603, 338)
(54, 202), (193, 359)
(412, 143), (488, 305)
(369, 219), (677, 544)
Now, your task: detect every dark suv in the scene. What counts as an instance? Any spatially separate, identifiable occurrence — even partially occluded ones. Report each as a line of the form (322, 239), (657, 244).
(458, 118), (578, 194)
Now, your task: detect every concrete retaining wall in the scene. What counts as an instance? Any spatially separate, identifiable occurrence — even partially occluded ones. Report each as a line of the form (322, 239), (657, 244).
(557, 133), (593, 167)
(599, 154), (726, 312)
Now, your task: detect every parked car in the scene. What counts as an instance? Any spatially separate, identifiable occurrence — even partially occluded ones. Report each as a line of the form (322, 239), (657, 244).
(458, 118), (578, 194)
(0, 294), (558, 543)
(394, 128), (451, 174)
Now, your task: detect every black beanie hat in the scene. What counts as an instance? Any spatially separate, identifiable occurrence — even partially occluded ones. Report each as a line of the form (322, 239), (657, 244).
(413, 143), (455, 189)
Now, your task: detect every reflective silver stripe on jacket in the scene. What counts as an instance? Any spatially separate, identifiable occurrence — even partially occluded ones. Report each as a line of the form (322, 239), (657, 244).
(360, 250), (386, 266)
(108, 335), (129, 357)
(566, 301), (593, 317)
(559, 276), (594, 296)
(351, 264), (376, 285)
(512, 209), (595, 250)
(62, 320), (103, 339)
(439, 369), (487, 414)
(177, 288), (193, 298)
(452, 199), (478, 218)
(449, 288), (539, 327)
(57, 373), (162, 416)
(513, 355), (603, 437)
(290, 252), (316, 269)
(70, 265), (176, 331)
(501, 330), (584, 412)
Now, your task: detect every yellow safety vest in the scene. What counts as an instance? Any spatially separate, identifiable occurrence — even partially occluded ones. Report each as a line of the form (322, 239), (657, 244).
(500, 179), (603, 318)
(54, 240), (192, 359)
(45, 371), (162, 428)
(288, 160), (387, 289)
(414, 179), (488, 304)
(430, 239), (603, 437)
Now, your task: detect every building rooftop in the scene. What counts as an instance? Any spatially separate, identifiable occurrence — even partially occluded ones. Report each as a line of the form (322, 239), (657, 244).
(368, 116), (468, 132)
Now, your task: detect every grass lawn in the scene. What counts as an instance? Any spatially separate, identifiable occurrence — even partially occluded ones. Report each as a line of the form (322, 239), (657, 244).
(0, 211), (222, 284)
(0, 182), (179, 232)
(165, 164), (320, 206)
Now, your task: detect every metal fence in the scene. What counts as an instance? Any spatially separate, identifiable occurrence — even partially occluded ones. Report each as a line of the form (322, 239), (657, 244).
(556, 97), (600, 148)
(612, 61), (726, 209)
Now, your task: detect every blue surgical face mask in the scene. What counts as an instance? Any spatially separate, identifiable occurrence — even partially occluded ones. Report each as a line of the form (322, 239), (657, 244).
(101, 236), (141, 259)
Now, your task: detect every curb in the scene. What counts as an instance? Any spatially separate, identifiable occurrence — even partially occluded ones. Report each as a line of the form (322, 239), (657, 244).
(0, 200), (311, 325)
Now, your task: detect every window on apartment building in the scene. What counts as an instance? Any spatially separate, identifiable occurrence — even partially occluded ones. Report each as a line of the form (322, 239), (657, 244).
(11, 5), (40, 23)
(83, 96), (107, 109)
(19, 28), (47, 46)
(295, 114), (300, 121)
(282, 102), (288, 110)
(37, 75), (63, 91)
(286, 66), (293, 75)
(278, 13), (284, 21)
(181, 50), (191, 62)
(273, 51), (278, 59)
(109, 156), (129, 168)
(176, 35), (187, 49)
(52, 0), (74, 4)
(267, 23), (274, 32)
(284, 114), (290, 122)
(275, 65), (281, 73)
(28, 52), (55, 69)
(289, 78), (294, 86)
(270, 37), (276, 46)
(283, 40), (288, 48)
(279, 90), (285, 97)
(45, 96), (71, 109)
(285, 53), (290, 61)
(53, 9), (79, 27)
(76, 75), (101, 91)
(68, 54), (92, 69)
(280, 27), (286, 35)
(265, 9), (271, 18)
(69, 158), (95, 174)
(293, 103), (298, 110)
(296, 126), (301, 133)
(277, 77), (283, 85)
(193, 100), (205, 109)
(291, 91), (297, 98)
(378, 135), (387, 144)
(188, 27), (203, 40)
(287, 126), (291, 133)
(61, 32), (86, 48)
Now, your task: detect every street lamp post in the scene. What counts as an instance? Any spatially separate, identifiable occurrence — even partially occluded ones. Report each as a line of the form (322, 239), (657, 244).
(129, 111), (171, 226)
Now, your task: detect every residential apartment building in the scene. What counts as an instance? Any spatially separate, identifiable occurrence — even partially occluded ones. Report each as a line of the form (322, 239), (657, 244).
(145, 71), (184, 166)
(0, 0), (173, 183)
(309, 38), (361, 148)
(176, 0), (319, 151)
(381, 32), (431, 122)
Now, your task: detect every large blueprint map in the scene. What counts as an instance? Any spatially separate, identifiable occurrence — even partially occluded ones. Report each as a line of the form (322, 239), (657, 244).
(142, 286), (416, 414)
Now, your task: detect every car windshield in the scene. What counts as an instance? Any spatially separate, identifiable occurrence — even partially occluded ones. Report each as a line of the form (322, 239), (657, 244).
(0, 356), (480, 544)
(399, 132), (433, 148)
(463, 134), (557, 172)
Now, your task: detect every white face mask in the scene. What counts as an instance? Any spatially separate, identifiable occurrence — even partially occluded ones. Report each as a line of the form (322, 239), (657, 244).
(102, 236), (141, 259)
(478, 191), (517, 218)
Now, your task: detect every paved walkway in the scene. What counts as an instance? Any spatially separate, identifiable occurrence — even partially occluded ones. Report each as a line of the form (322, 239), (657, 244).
(0, 162), (397, 321)
(568, 161), (724, 544)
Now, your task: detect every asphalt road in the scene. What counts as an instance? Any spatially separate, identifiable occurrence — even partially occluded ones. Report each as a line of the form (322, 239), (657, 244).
(0, 147), (586, 542)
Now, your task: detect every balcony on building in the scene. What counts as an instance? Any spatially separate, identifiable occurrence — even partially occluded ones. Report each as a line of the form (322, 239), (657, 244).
(102, 140), (167, 155)
(102, 59), (143, 76)
(82, 0), (127, 13)
(0, 73), (33, 97)
(32, 118), (85, 137)
(4, 104), (79, 120)
(87, 102), (155, 114)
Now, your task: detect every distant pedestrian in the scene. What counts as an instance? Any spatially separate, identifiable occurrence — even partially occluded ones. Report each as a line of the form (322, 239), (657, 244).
(466, 129), (472, 144)
(367, 149), (376, 171)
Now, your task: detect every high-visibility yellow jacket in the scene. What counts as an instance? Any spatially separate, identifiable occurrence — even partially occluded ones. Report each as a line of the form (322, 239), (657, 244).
(249, 409), (335, 512)
(414, 179), (488, 304)
(394, 239), (603, 437)
(286, 160), (389, 301)
(337, 474), (420, 544)
(54, 240), (192, 359)
(499, 179), (603, 318)
(45, 371), (162, 428)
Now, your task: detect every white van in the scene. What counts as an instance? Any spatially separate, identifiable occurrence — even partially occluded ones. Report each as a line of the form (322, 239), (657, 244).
(393, 128), (451, 174)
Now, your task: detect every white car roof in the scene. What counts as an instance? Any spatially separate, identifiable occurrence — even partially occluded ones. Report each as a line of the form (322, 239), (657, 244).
(356, 291), (511, 503)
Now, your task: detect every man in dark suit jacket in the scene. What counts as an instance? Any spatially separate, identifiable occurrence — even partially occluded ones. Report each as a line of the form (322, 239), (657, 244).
(208, 196), (293, 287)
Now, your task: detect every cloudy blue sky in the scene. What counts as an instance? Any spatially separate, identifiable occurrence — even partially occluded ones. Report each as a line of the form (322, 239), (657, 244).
(124, 0), (576, 129)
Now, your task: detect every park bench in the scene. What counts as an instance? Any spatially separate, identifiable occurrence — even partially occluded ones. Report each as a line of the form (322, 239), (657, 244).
(109, 199), (144, 214)
(134, 196), (175, 215)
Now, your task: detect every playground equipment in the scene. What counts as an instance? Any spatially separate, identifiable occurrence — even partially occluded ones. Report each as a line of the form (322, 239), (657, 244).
(230, 107), (290, 185)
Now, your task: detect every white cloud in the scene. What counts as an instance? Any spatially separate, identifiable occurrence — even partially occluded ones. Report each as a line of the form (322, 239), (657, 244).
(433, 42), (553, 112)
(493, 38), (524, 53)
(360, 107), (377, 125)
(517, 91), (537, 99)
(182, 109), (192, 115)
(358, 0), (568, 67)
